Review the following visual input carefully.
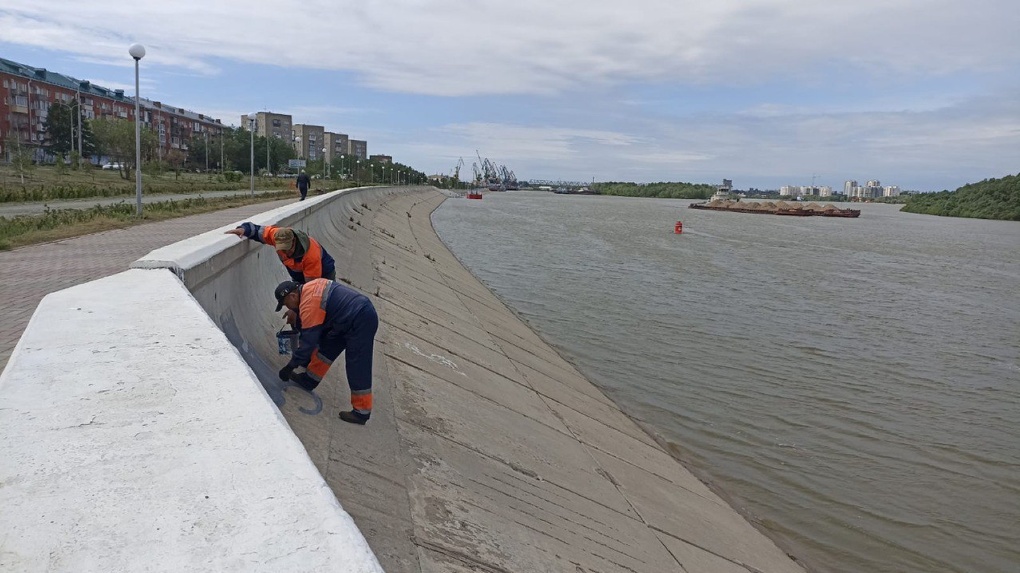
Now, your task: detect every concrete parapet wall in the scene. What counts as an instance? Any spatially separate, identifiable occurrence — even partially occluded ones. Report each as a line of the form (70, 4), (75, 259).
(0, 268), (382, 572)
(0, 187), (390, 572)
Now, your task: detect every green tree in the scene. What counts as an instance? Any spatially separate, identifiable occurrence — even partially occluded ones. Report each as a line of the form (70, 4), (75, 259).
(594, 181), (715, 199)
(43, 102), (74, 157)
(166, 148), (187, 179)
(901, 173), (1020, 221)
(91, 118), (157, 179)
(4, 132), (35, 184)
(42, 102), (96, 164)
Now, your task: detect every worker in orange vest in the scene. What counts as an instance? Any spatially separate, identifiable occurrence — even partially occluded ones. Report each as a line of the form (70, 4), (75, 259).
(274, 279), (378, 425)
(225, 223), (336, 283)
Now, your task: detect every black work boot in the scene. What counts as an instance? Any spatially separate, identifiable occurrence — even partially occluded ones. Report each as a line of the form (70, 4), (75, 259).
(339, 410), (370, 425)
(290, 372), (320, 392)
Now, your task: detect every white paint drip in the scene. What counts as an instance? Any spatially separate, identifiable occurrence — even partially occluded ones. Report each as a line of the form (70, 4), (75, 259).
(403, 342), (466, 376)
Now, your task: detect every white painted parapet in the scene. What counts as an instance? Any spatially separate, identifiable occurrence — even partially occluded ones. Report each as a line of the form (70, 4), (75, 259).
(0, 190), (389, 571)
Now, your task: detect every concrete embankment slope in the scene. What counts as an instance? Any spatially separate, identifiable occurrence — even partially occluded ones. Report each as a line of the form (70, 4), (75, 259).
(140, 186), (806, 572)
(1, 185), (807, 572)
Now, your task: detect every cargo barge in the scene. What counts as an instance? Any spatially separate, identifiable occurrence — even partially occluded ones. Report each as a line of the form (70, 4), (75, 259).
(688, 199), (860, 218)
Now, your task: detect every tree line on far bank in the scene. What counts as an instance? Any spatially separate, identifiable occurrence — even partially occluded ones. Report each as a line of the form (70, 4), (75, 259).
(901, 173), (1020, 221)
(592, 181), (716, 199)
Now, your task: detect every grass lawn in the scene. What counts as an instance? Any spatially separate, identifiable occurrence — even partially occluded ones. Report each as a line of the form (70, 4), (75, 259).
(0, 191), (301, 250)
(0, 165), (370, 249)
(0, 164), (291, 203)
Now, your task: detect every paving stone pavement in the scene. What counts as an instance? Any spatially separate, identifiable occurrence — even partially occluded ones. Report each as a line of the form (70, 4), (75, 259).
(0, 198), (295, 372)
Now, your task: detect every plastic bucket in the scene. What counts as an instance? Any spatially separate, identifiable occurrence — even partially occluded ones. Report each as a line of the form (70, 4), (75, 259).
(277, 329), (299, 355)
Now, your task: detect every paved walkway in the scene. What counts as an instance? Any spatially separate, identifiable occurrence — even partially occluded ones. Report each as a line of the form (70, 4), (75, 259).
(0, 198), (295, 370)
(0, 188), (295, 217)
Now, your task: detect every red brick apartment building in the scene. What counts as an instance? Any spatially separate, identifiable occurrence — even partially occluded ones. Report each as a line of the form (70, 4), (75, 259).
(1, 57), (223, 163)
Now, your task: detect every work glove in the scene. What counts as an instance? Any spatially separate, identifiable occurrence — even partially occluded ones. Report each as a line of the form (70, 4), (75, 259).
(278, 364), (295, 382)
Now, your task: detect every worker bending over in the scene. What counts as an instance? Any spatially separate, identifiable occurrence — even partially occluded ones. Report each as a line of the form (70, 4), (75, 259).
(226, 222), (336, 283)
(274, 279), (378, 425)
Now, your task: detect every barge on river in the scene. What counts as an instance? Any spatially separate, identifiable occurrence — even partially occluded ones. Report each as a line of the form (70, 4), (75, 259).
(688, 199), (860, 218)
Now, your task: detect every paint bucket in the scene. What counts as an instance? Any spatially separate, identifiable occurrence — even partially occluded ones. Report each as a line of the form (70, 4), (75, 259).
(277, 329), (299, 355)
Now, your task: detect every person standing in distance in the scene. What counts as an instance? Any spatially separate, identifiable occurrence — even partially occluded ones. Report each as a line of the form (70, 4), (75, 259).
(296, 169), (311, 201)
(275, 279), (379, 425)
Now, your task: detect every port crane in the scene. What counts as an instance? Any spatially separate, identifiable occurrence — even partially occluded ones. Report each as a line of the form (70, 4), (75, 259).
(500, 165), (518, 190)
(471, 162), (483, 187)
(452, 157), (464, 187)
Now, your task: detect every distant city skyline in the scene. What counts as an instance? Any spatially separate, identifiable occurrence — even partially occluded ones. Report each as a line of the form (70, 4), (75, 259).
(1, 1), (1018, 191)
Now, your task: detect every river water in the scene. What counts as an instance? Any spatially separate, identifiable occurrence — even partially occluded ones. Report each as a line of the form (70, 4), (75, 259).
(431, 191), (1020, 573)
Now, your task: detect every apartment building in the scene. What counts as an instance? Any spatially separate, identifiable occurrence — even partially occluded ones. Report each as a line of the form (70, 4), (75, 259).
(240, 111), (292, 141)
(1, 57), (223, 162)
(292, 123), (325, 161)
(323, 131), (349, 164)
(142, 99), (223, 158)
(348, 139), (367, 160)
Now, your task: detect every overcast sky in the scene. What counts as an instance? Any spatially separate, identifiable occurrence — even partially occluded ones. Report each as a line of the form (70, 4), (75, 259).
(2, 0), (1018, 190)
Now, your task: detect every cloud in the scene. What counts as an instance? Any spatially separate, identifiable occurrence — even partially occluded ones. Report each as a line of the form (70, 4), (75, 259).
(2, 0), (1017, 189)
(3, 1), (1018, 96)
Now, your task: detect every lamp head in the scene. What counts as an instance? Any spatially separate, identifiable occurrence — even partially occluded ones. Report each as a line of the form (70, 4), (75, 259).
(129, 44), (146, 60)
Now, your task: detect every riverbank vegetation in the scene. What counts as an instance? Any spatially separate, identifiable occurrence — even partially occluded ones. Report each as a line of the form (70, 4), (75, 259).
(0, 166), (286, 203)
(900, 173), (1020, 221)
(592, 181), (715, 199)
(0, 191), (295, 250)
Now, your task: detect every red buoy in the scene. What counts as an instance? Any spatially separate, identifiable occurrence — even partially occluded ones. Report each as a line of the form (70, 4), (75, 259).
(674, 221), (683, 234)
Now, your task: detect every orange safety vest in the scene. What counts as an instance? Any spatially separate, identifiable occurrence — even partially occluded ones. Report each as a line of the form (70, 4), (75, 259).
(260, 225), (326, 279)
(297, 279), (337, 329)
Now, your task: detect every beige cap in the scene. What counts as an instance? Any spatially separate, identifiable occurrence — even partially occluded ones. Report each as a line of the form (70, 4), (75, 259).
(275, 228), (295, 252)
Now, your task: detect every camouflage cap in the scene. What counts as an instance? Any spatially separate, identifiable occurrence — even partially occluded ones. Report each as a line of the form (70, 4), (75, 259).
(275, 228), (295, 253)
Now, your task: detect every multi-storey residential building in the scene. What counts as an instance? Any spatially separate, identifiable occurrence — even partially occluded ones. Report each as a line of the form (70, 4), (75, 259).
(818, 186), (833, 197)
(1, 57), (222, 163)
(883, 185), (900, 197)
(323, 132), (349, 164)
(292, 124), (325, 161)
(865, 180), (882, 198)
(347, 139), (367, 160)
(844, 180), (858, 195)
(240, 112), (292, 141)
(142, 99), (223, 159)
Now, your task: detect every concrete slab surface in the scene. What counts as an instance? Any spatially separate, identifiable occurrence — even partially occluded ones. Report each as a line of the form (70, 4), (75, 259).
(164, 187), (806, 572)
(2, 187), (810, 572)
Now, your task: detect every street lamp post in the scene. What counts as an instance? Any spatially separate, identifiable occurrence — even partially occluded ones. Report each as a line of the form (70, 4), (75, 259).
(129, 43), (145, 216)
(247, 112), (256, 197)
(74, 91), (82, 168)
(322, 147), (328, 179)
(356, 160), (361, 185)
(340, 154), (345, 180)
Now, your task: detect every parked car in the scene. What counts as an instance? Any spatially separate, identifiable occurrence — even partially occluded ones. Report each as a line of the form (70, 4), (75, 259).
(102, 162), (123, 170)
